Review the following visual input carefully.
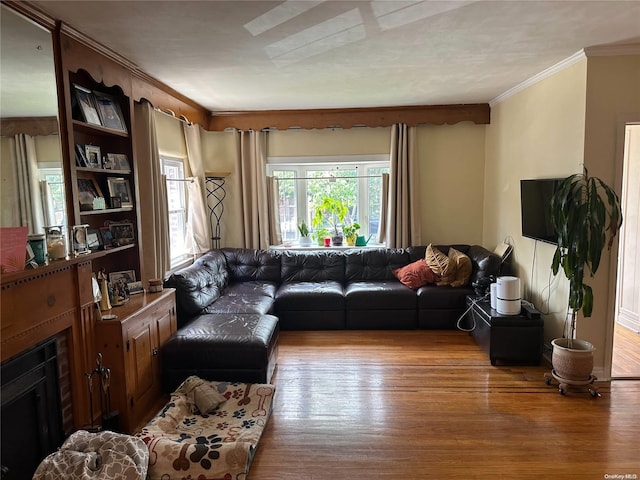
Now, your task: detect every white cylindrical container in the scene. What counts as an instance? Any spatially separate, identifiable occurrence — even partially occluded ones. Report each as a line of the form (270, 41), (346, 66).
(496, 276), (521, 315)
(490, 282), (498, 310)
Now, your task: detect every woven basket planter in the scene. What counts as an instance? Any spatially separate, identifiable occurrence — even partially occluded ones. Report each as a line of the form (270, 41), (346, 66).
(551, 338), (595, 381)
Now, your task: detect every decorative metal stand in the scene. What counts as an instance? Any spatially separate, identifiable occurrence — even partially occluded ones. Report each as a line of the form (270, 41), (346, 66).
(86, 353), (119, 432)
(205, 172), (229, 249)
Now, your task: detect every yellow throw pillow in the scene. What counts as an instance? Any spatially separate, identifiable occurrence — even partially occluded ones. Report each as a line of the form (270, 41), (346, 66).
(449, 247), (472, 288)
(425, 244), (457, 286)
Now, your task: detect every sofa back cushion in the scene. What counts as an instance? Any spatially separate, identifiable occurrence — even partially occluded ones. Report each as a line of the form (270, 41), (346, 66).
(280, 251), (345, 283)
(221, 248), (281, 283)
(345, 248), (410, 282)
(466, 245), (501, 283)
(165, 250), (229, 324)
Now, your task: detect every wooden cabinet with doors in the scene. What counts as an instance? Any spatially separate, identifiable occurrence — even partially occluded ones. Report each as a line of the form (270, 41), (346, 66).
(94, 288), (177, 433)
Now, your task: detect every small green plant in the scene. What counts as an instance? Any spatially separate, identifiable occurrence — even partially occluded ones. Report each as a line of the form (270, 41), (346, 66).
(312, 197), (348, 236)
(297, 221), (310, 237)
(312, 227), (329, 246)
(342, 222), (361, 245)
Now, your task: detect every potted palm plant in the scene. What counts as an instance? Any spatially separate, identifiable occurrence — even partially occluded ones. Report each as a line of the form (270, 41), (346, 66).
(548, 167), (623, 385)
(312, 197), (348, 246)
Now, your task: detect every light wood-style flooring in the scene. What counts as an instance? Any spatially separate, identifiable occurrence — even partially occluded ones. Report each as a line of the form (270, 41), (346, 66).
(250, 330), (640, 480)
(612, 322), (640, 378)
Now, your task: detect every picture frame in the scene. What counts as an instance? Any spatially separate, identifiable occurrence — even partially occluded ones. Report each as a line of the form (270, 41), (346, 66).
(72, 84), (102, 126)
(77, 177), (103, 207)
(75, 144), (88, 167)
(108, 269), (136, 286)
(106, 177), (132, 208)
(108, 221), (135, 245)
(93, 91), (127, 133)
(84, 145), (101, 169)
(99, 226), (115, 249)
(87, 228), (103, 251)
(106, 153), (130, 171)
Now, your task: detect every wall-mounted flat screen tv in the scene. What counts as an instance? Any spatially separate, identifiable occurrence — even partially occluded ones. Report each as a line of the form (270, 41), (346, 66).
(520, 178), (564, 245)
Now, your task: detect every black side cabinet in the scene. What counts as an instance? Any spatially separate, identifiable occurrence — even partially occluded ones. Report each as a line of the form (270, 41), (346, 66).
(466, 296), (543, 365)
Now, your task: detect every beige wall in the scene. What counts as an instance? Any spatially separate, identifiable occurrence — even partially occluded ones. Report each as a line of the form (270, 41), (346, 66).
(416, 122), (485, 245)
(484, 60), (587, 348)
(200, 124), (486, 247)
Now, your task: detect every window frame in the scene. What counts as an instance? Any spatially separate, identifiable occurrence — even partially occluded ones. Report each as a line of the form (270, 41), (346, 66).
(160, 154), (190, 269)
(267, 154), (389, 244)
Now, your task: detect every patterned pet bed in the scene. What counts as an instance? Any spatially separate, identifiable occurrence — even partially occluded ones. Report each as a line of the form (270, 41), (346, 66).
(33, 429), (148, 479)
(136, 376), (275, 480)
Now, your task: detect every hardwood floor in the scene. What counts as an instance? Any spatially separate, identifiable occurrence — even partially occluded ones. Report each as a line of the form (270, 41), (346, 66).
(250, 330), (640, 480)
(612, 322), (640, 378)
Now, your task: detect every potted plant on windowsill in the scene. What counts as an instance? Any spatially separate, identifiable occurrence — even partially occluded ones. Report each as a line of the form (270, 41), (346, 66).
(312, 197), (348, 246)
(547, 167), (622, 388)
(298, 221), (311, 246)
(342, 222), (361, 246)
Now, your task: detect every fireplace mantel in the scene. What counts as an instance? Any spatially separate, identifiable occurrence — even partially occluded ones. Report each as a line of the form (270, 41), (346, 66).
(1, 256), (97, 430)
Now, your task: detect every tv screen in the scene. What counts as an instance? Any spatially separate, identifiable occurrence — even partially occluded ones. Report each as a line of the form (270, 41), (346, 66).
(520, 178), (563, 245)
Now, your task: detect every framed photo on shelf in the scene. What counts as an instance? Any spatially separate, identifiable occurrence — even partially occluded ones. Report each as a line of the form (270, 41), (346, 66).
(106, 153), (130, 171)
(75, 144), (88, 167)
(107, 177), (132, 207)
(93, 91), (127, 133)
(87, 228), (103, 251)
(72, 84), (102, 126)
(84, 145), (101, 168)
(99, 226), (115, 249)
(77, 178), (103, 207)
(108, 221), (135, 246)
(109, 269), (136, 285)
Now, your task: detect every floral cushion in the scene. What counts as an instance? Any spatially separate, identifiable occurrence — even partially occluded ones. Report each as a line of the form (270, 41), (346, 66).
(136, 377), (275, 480)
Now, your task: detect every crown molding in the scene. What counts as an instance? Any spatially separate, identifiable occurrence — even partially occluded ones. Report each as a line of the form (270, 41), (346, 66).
(490, 50), (587, 107)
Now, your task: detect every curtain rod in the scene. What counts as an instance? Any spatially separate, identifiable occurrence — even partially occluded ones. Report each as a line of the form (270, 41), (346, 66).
(274, 175), (381, 181)
(154, 107), (193, 126)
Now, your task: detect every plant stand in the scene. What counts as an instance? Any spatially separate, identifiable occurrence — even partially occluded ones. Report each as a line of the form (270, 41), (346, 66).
(544, 370), (600, 397)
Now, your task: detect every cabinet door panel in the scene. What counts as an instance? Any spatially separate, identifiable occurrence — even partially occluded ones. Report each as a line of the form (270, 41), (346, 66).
(128, 320), (154, 402)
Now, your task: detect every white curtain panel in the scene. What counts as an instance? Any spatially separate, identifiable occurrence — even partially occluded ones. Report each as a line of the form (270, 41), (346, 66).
(13, 133), (45, 234)
(234, 129), (278, 249)
(386, 124), (421, 248)
(135, 101), (170, 281)
(39, 180), (56, 227)
(182, 124), (209, 253)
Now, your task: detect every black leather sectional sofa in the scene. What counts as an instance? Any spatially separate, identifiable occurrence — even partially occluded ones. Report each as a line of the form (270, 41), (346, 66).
(161, 245), (501, 389)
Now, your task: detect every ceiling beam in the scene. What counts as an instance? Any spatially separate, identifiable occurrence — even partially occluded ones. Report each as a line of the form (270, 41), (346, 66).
(208, 103), (490, 131)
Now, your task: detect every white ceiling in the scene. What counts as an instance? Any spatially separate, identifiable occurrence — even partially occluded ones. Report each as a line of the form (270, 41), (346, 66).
(4, 0), (640, 116)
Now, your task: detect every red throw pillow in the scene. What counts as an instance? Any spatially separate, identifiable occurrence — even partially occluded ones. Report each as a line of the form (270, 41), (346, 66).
(393, 259), (439, 289)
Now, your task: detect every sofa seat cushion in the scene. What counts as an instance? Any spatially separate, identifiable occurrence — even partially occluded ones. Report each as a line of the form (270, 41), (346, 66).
(275, 281), (345, 311)
(224, 281), (278, 298)
(416, 284), (473, 310)
(203, 294), (275, 315)
(162, 313), (278, 375)
(345, 281), (417, 310)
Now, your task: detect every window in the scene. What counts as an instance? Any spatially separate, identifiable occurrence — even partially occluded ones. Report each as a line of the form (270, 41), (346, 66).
(267, 155), (389, 244)
(38, 166), (66, 226)
(161, 156), (189, 267)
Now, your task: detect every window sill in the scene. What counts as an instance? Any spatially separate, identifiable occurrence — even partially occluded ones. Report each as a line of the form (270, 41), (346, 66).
(269, 243), (385, 251)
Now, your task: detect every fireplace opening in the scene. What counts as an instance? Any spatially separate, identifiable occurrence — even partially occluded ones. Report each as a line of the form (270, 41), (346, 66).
(1, 337), (65, 479)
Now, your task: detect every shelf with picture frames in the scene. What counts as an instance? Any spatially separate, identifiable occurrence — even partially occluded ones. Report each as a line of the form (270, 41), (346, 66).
(65, 67), (141, 283)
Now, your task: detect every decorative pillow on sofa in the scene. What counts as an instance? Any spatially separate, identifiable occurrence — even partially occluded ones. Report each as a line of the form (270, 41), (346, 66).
(393, 259), (439, 289)
(448, 247), (472, 288)
(425, 244), (457, 286)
